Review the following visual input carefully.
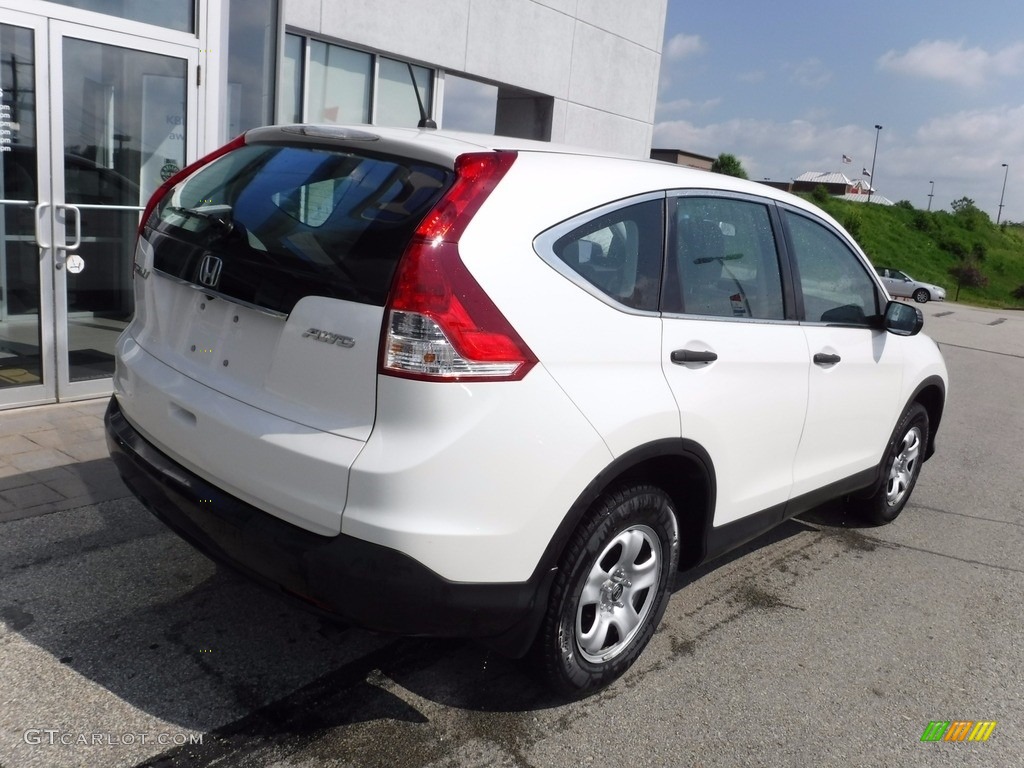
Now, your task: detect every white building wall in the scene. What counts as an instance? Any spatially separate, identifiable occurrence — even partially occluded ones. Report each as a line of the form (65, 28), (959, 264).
(283, 0), (667, 157)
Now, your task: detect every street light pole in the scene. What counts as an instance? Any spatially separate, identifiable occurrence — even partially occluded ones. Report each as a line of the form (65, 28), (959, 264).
(997, 163), (1009, 225)
(927, 180), (934, 212)
(867, 124), (882, 203)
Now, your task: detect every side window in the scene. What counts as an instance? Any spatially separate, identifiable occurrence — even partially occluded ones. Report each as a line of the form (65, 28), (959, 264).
(666, 196), (785, 320)
(784, 211), (879, 324)
(552, 199), (663, 311)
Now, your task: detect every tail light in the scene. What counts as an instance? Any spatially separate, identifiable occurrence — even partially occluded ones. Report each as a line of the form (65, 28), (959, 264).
(381, 151), (537, 382)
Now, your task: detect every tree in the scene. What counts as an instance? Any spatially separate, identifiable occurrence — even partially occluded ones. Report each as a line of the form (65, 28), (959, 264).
(950, 196), (990, 230)
(711, 153), (748, 179)
(950, 196), (977, 214)
(948, 261), (988, 301)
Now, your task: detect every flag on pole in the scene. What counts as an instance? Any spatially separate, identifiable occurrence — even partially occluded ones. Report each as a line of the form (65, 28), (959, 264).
(842, 154), (852, 164)
(862, 168), (871, 178)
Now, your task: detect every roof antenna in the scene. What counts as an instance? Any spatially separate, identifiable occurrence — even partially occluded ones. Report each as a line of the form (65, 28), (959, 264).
(406, 62), (437, 129)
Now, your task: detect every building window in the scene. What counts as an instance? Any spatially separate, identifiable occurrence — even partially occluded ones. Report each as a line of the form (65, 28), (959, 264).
(441, 74), (497, 133)
(280, 33), (435, 129)
(227, 0), (279, 136)
(308, 40), (372, 123)
(45, 0), (194, 33)
(376, 57), (432, 128)
(277, 33), (303, 124)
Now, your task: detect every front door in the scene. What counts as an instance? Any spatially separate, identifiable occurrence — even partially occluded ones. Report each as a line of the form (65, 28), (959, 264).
(0, 10), (197, 408)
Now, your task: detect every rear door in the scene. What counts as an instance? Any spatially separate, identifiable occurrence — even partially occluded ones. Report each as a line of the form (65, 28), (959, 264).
(132, 139), (452, 438)
(661, 192), (809, 526)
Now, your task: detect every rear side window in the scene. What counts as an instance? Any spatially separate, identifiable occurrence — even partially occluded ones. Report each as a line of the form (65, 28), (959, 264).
(667, 196), (785, 320)
(784, 211), (879, 324)
(552, 199), (663, 312)
(148, 143), (451, 312)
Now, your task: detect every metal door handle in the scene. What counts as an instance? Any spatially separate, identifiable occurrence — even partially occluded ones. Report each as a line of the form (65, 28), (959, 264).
(59, 204), (81, 251)
(813, 353), (841, 365)
(671, 349), (718, 364)
(34, 202), (51, 249)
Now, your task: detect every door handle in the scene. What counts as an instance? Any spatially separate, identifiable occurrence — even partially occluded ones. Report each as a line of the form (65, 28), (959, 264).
(58, 204), (82, 252)
(671, 349), (718, 364)
(813, 352), (841, 365)
(34, 202), (51, 249)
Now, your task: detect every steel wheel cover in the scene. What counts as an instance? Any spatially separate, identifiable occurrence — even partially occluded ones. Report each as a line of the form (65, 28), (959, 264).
(886, 425), (922, 506)
(575, 524), (662, 663)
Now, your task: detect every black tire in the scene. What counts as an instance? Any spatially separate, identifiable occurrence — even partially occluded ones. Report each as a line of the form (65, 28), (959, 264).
(913, 288), (930, 303)
(533, 484), (679, 697)
(853, 403), (929, 525)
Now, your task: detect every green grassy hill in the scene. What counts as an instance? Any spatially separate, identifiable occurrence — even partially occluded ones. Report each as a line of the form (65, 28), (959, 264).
(803, 193), (1024, 309)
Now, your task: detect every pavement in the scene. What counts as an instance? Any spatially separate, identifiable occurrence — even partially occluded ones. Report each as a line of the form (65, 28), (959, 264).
(0, 298), (1021, 768)
(0, 299), (1019, 527)
(0, 398), (130, 524)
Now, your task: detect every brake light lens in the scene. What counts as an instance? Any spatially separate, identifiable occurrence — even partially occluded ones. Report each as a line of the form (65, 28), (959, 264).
(382, 151), (537, 382)
(136, 132), (247, 239)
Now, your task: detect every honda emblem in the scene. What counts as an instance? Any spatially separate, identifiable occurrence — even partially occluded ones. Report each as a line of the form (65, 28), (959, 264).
(198, 253), (223, 288)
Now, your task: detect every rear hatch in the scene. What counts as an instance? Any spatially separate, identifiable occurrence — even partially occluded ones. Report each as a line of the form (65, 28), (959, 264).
(130, 133), (453, 438)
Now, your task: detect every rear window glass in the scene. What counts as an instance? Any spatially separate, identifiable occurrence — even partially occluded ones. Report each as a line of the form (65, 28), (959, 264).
(147, 143), (451, 312)
(552, 199), (664, 311)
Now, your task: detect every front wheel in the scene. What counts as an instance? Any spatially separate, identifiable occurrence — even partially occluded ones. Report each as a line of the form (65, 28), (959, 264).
(913, 288), (930, 303)
(533, 484), (679, 697)
(853, 402), (929, 525)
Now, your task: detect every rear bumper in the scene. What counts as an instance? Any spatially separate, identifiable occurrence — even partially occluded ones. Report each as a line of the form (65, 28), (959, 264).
(104, 396), (550, 655)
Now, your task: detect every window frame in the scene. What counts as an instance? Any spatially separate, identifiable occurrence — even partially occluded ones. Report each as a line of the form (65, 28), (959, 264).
(664, 189), (799, 324)
(776, 203), (889, 327)
(535, 188), (890, 327)
(533, 192), (666, 316)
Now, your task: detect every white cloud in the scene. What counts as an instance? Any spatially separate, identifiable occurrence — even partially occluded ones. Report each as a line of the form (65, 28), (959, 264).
(656, 97), (721, 117)
(878, 39), (1024, 88)
(665, 33), (706, 60)
(653, 108), (1024, 217)
(653, 117), (863, 176)
(789, 58), (832, 90)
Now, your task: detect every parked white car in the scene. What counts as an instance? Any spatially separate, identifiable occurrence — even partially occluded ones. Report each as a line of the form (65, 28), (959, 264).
(876, 267), (947, 303)
(107, 126), (948, 696)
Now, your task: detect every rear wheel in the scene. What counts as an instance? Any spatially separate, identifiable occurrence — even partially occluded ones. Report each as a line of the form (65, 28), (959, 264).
(853, 402), (929, 525)
(913, 288), (930, 303)
(534, 484), (679, 697)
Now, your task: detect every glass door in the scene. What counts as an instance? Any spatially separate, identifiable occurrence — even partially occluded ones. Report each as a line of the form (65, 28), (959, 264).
(0, 12), (52, 408)
(0, 12), (198, 408)
(49, 21), (197, 399)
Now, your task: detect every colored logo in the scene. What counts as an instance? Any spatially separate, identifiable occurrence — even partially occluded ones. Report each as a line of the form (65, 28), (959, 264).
(921, 721), (996, 742)
(160, 161), (181, 181)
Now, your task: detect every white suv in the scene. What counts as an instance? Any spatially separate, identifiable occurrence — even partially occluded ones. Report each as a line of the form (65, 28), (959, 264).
(106, 126), (948, 696)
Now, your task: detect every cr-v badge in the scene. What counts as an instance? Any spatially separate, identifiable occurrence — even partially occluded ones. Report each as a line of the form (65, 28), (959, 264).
(198, 253), (223, 288)
(302, 328), (356, 348)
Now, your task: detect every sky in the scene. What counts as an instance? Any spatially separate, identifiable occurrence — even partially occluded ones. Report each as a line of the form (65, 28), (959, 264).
(654, 0), (1024, 221)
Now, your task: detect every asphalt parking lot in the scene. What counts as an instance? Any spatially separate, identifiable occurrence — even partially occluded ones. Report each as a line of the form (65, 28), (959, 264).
(1, 301), (1021, 768)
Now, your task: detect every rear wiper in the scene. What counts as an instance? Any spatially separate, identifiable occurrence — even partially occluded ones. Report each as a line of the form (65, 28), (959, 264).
(166, 205), (234, 235)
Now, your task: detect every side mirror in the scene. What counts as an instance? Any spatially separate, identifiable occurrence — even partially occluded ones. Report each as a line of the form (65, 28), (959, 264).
(884, 300), (923, 336)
